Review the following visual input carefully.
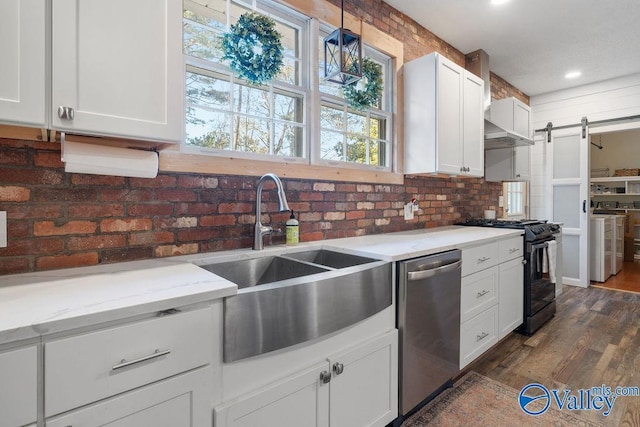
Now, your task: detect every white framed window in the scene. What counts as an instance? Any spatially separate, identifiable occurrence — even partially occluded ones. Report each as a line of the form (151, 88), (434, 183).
(316, 33), (393, 169)
(183, 0), (309, 162)
(504, 181), (528, 218)
(181, 0), (395, 172)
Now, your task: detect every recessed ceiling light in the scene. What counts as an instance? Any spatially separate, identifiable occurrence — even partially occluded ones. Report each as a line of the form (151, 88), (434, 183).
(565, 71), (582, 79)
(491, 0), (510, 5)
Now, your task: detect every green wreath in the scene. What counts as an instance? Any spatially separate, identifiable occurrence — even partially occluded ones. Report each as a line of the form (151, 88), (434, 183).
(344, 57), (383, 110)
(221, 13), (284, 84)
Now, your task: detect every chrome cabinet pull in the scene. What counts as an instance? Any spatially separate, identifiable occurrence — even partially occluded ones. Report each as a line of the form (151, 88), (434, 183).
(333, 362), (344, 375)
(477, 256), (490, 263)
(508, 247), (519, 254)
(476, 332), (490, 341)
(112, 349), (170, 371)
(476, 289), (490, 298)
(58, 106), (75, 120)
(320, 370), (332, 384)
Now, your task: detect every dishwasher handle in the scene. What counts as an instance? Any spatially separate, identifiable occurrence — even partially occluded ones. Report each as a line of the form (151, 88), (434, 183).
(407, 260), (462, 281)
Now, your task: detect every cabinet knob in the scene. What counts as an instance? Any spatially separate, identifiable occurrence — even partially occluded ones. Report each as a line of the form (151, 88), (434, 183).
(58, 106), (75, 120)
(320, 370), (332, 384)
(516, 174), (521, 178)
(333, 362), (344, 375)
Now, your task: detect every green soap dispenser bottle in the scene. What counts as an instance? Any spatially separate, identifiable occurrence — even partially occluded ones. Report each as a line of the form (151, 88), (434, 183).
(286, 210), (299, 245)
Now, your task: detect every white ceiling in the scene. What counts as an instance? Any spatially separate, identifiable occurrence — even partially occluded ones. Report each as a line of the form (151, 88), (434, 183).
(382, 0), (640, 97)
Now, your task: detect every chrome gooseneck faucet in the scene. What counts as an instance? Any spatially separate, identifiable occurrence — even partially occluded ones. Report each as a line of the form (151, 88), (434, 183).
(254, 173), (290, 250)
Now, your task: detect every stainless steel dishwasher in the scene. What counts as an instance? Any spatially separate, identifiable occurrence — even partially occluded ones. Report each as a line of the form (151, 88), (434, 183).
(397, 249), (462, 416)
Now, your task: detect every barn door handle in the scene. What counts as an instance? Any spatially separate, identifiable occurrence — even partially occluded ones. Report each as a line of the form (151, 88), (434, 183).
(583, 200), (587, 213)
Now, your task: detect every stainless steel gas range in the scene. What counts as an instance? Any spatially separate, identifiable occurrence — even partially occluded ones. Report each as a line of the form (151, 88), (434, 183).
(456, 219), (561, 334)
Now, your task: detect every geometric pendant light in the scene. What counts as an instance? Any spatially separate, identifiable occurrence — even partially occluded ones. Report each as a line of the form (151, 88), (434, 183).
(323, 0), (362, 85)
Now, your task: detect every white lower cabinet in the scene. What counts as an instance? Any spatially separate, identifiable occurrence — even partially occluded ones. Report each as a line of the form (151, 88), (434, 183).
(460, 305), (499, 368)
(46, 367), (212, 427)
(0, 345), (38, 427)
(43, 306), (216, 425)
(215, 361), (330, 427)
(45, 308), (213, 416)
(328, 330), (398, 427)
(498, 257), (525, 339)
(460, 236), (524, 368)
(215, 330), (398, 427)
(460, 266), (498, 323)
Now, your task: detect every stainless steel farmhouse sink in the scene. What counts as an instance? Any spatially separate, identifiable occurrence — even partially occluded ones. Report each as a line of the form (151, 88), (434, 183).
(199, 255), (329, 288)
(285, 249), (376, 269)
(196, 249), (391, 362)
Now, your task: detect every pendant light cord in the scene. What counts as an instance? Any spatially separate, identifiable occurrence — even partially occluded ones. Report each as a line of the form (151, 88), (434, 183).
(341, 0), (344, 29)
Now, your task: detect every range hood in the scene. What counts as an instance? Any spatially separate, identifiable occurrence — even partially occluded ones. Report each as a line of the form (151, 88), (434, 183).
(484, 119), (534, 149)
(465, 50), (534, 150)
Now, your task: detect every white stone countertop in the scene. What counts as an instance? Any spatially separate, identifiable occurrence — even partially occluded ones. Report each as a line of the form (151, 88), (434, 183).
(0, 261), (237, 345)
(0, 225), (521, 346)
(323, 226), (523, 261)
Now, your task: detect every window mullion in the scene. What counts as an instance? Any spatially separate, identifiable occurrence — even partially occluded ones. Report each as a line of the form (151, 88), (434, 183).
(342, 104), (348, 162)
(309, 18), (320, 165)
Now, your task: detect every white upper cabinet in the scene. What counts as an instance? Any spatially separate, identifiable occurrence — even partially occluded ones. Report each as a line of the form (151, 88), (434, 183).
(485, 145), (531, 182)
(0, 0), (46, 127)
(51, 0), (183, 143)
(490, 97), (532, 139)
(485, 97), (532, 181)
(404, 52), (484, 177)
(463, 71), (485, 176)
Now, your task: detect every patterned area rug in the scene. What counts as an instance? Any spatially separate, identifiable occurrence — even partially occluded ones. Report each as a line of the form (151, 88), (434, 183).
(403, 371), (603, 426)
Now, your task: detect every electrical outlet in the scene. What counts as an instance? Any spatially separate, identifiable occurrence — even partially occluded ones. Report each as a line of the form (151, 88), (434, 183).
(404, 203), (414, 220)
(0, 211), (6, 248)
(498, 196), (504, 207)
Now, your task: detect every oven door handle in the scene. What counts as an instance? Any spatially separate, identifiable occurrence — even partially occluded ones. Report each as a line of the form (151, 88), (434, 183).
(532, 242), (549, 251)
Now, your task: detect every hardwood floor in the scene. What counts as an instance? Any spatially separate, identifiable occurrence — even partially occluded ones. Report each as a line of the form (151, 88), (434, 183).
(592, 261), (640, 293)
(471, 285), (640, 426)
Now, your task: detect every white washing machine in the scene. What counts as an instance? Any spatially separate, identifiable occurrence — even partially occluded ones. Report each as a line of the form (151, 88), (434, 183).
(590, 216), (612, 282)
(593, 214), (624, 275)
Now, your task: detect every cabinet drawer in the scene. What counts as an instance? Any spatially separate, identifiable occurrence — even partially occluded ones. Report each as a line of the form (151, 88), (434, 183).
(461, 267), (498, 323)
(45, 307), (213, 417)
(46, 367), (212, 427)
(0, 345), (37, 427)
(460, 305), (498, 369)
(498, 236), (524, 263)
(462, 242), (498, 276)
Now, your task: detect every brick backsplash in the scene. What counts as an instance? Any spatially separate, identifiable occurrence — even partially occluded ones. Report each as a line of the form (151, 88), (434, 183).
(0, 140), (502, 274)
(0, 0), (527, 275)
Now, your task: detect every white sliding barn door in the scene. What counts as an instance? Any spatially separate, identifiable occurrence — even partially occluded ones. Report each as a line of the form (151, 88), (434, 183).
(548, 124), (590, 287)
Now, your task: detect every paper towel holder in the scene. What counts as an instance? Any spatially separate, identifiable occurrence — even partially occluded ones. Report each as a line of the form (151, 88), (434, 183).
(61, 132), (159, 178)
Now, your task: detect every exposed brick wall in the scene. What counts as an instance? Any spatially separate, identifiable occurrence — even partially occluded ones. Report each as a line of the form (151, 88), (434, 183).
(491, 73), (530, 105)
(329, 0), (530, 105)
(0, 0), (526, 275)
(0, 139), (502, 275)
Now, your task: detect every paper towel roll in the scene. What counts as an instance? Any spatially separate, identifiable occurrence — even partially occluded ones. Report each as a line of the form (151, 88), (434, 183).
(62, 140), (158, 178)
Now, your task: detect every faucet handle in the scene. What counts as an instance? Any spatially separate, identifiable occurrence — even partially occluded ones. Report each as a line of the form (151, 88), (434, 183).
(267, 227), (284, 246)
